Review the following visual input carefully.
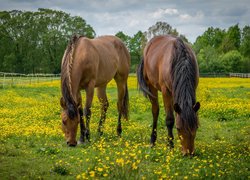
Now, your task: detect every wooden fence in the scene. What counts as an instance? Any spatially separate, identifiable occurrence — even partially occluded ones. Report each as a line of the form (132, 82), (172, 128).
(0, 72), (60, 88)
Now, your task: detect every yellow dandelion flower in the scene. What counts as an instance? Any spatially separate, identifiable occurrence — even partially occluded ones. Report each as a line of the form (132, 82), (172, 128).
(97, 167), (103, 172)
(89, 171), (95, 177)
(132, 162), (138, 170)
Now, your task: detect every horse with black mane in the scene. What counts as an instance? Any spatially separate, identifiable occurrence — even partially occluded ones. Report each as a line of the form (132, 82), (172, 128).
(60, 35), (130, 146)
(137, 35), (200, 155)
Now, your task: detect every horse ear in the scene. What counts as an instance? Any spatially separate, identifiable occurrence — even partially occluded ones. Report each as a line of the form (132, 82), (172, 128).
(60, 97), (66, 108)
(193, 102), (200, 112)
(174, 103), (182, 114)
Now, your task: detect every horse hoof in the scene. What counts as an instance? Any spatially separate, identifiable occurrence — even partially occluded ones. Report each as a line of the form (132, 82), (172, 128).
(150, 142), (156, 148)
(99, 131), (103, 136)
(77, 140), (85, 145)
(168, 141), (174, 149)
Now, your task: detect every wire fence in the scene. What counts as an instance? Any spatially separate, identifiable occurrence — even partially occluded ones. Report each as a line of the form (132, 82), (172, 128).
(0, 72), (60, 88)
(0, 72), (249, 88)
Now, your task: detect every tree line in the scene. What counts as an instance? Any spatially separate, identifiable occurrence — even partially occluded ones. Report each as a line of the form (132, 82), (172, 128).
(0, 9), (95, 74)
(0, 9), (249, 74)
(193, 25), (250, 73)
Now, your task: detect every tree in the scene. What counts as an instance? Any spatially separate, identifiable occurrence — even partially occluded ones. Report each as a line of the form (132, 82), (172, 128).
(129, 31), (146, 72)
(197, 46), (223, 73)
(116, 31), (146, 72)
(0, 9), (95, 73)
(144, 21), (188, 42)
(115, 31), (130, 50)
(240, 25), (250, 57)
(193, 27), (225, 54)
(220, 50), (243, 72)
(220, 24), (241, 53)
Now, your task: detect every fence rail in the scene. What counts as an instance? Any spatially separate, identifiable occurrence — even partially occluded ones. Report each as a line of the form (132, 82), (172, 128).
(200, 73), (250, 78)
(0, 72), (60, 88)
(229, 73), (250, 78)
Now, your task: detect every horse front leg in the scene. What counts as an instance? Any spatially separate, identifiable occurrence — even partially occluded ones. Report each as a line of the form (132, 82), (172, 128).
(162, 88), (175, 148)
(97, 86), (109, 136)
(84, 82), (95, 142)
(77, 94), (86, 144)
(78, 107), (86, 144)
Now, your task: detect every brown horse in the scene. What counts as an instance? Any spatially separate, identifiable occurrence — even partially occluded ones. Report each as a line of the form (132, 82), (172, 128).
(60, 35), (130, 146)
(137, 35), (200, 155)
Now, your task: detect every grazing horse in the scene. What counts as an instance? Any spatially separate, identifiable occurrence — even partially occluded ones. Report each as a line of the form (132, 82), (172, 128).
(137, 35), (200, 155)
(60, 35), (130, 146)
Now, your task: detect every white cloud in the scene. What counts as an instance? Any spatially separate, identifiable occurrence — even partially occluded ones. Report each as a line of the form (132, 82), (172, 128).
(179, 11), (204, 23)
(152, 8), (179, 18)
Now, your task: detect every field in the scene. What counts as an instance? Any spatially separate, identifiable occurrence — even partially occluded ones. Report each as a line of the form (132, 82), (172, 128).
(0, 76), (249, 179)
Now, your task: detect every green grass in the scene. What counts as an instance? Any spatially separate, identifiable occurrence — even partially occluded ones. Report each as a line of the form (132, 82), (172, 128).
(0, 77), (249, 179)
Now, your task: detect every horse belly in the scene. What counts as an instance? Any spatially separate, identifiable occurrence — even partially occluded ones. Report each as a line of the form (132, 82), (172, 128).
(95, 59), (118, 87)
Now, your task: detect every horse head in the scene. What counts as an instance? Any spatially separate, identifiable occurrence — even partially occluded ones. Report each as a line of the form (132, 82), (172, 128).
(174, 102), (200, 156)
(60, 97), (79, 147)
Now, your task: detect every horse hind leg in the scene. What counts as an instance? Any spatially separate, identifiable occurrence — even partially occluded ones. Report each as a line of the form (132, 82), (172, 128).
(147, 86), (159, 147)
(115, 76), (129, 137)
(97, 86), (109, 136)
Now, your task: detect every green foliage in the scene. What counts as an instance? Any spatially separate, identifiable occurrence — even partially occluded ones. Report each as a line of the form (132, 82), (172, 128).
(240, 26), (250, 57)
(116, 31), (146, 72)
(194, 24), (250, 73)
(220, 50), (243, 72)
(116, 21), (188, 73)
(0, 9), (95, 74)
(1, 8), (249, 74)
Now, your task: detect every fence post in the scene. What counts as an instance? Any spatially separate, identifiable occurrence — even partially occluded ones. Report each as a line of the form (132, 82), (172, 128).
(3, 73), (5, 88)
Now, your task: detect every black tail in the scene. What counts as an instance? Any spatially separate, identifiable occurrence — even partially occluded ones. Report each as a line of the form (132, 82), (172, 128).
(121, 83), (129, 120)
(137, 58), (154, 99)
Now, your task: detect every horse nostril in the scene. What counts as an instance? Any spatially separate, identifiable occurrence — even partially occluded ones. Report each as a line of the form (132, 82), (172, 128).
(68, 143), (76, 147)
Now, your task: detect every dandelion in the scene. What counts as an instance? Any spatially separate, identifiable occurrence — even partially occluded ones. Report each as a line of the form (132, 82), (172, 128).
(132, 162), (138, 170)
(97, 167), (103, 172)
(116, 158), (124, 167)
(89, 171), (95, 177)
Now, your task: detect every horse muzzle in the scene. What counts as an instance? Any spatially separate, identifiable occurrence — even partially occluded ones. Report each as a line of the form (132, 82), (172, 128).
(67, 141), (77, 147)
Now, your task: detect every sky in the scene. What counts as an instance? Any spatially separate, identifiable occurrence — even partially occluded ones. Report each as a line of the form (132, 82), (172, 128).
(0, 0), (249, 43)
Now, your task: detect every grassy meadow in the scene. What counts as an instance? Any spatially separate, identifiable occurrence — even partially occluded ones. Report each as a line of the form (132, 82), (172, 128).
(0, 76), (249, 179)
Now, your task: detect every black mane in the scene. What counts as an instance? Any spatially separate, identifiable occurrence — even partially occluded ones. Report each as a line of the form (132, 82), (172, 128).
(171, 38), (198, 131)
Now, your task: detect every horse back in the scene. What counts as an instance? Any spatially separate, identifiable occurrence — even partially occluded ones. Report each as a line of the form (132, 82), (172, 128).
(73, 36), (130, 88)
(143, 35), (198, 92)
(143, 35), (176, 91)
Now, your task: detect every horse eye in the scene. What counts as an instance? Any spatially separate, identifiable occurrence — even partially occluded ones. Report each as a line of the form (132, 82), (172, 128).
(176, 128), (181, 132)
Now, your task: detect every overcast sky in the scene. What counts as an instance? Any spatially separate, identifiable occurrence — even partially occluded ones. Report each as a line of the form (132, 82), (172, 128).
(1, 0), (249, 43)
